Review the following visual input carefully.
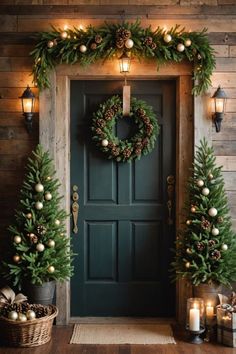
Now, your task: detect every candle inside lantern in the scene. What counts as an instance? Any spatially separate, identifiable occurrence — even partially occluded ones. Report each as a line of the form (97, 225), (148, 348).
(189, 302), (200, 331)
(206, 302), (214, 318)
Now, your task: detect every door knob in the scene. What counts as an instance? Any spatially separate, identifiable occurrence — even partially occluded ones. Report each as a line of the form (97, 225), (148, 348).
(71, 185), (79, 234)
(167, 175), (175, 225)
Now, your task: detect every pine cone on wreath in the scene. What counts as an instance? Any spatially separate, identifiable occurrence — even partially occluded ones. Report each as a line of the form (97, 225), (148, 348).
(96, 119), (105, 128)
(36, 224), (47, 235)
(95, 35), (102, 44)
(90, 43), (97, 50)
(143, 36), (153, 46)
(123, 148), (132, 159)
(111, 104), (120, 113)
(211, 250), (221, 260)
(142, 138), (149, 147)
(151, 42), (157, 50)
(108, 142), (115, 149)
(95, 128), (103, 135)
(116, 28), (131, 40)
(196, 242), (205, 251)
(137, 108), (146, 117)
(116, 38), (124, 49)
(208, 239), (216, 248)
(112, 147), (120, 157)
(104, 109), (114, 121)
(135, 148), (142, 156)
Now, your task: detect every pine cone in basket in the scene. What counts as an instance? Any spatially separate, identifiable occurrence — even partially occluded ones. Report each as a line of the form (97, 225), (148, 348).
(30, 304), (53, 318)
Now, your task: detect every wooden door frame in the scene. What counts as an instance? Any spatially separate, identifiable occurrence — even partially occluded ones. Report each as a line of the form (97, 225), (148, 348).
(39, 59), (212, 325)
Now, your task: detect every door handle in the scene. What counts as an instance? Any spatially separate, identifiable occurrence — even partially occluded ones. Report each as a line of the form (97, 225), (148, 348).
(72, 185), (79, 234)
(167, 175), (175, 225)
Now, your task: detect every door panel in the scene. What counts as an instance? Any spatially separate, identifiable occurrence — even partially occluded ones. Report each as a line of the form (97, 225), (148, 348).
(70, 80), (176, 317)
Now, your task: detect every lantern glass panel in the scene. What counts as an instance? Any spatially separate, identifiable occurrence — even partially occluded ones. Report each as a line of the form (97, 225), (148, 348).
(186, 298), (205, 331)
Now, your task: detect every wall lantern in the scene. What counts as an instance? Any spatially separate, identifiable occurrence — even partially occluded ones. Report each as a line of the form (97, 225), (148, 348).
(212, 86), (227, 133)
(19, 85), (35, 133)
(119, 52), (131, 74)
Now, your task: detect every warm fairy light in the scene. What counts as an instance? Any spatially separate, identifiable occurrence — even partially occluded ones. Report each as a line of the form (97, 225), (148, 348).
(163, 26), (167, 33)
(79, 24), (84, 30)
(63, 25), (68, 30)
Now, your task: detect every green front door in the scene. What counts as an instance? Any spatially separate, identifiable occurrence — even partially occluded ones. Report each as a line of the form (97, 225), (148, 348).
(70, 80), (176, 317)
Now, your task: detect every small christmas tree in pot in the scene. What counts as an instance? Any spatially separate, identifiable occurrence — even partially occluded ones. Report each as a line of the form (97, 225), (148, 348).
(172, 138), (236, 307)
(1, 145), (74, 305)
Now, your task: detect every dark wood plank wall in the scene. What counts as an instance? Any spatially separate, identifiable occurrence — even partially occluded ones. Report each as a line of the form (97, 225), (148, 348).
(0, 1), (236, 260)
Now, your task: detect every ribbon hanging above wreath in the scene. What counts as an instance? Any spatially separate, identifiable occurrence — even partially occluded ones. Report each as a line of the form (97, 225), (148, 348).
(91, 95), (159, 162)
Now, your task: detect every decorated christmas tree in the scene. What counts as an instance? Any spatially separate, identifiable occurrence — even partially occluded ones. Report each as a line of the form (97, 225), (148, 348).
(1, 145), (73, 289)
(172, 138), (236, 287)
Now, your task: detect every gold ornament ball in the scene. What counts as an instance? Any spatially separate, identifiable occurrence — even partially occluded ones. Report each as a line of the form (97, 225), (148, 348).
(47, 176), (51, 181)
(8, 311), (18, 321)
(202, 187), (210, 196)
(47, 239), (55, 248)
(60, 31), (68, 39)
(125, 38), (134, 49)
(45, 192), (52, 201)
(48, 265), (55, 273)
(196, 179), (204, 187)
(177, 43), (185, 52)
(36, 243), (45, 252)
(79, 45), (87, 53)
(191, 206), (196, 213)
(47, 40), (54, 48)
(14, 235), (21, 244)
(35, 183), (44, 193)
(17, 313), (27, 322)
(208, 173), (214, 180)
(35, 201), (43, 210)
(208, 207), (218, 217)
(212, 227), (219, 236)
(184, 38), (192, 47)
(185, 262), (191, 268)
(101, 139), (109, 147)
(26, 213), (32, 219)
(13, 255), (20, 263)
(186, 220), (191, 225)
(163, 34), (172, 43)
(221, 244), (228, 251)
(55, 219), (60, 226)
(26, 310), (36, 320)
(186, 248), (192, 254)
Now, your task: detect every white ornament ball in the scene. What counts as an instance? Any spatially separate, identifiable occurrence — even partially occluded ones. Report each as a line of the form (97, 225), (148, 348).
(164, 34), (172, 43)
(196, 179), (204, 187)
(79, 44), (87, 53)
(35, 201), (43, 210)
(101, 139), (109, 147)
(47, 239), (55, 248)
(26, 310), (36, 320)
(208, 207), (218, 217)
(47, 40), (54, 48)
(184, 38), (192, 47)
(212, 228), (219, 236)
(202, 187), (210, 196)
(14, 235), (21, 244)
(221, 244), (228, 251)
(60, 31), (68, 39)
(35, 183), (44, 193)
(55, 219), (60, 226)
(8, 311), (18, 321)
(48, 265), (55, 273)
(36, 243), (45, 252)
(18, 313), (27, 322)
(125, 38), (134, 49)
(26, 213), (32, 219)
(45, 192), (52, 201)
(185, 262), (191, 269)
(177, 43), (185, 52)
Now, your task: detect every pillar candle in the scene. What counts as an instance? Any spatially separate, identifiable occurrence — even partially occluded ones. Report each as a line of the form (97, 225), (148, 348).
(189, 304), (200, 331)
(206, 303), (214, 318)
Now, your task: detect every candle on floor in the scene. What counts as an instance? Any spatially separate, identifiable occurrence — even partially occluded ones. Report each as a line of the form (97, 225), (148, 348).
(189, 302), (200, 331)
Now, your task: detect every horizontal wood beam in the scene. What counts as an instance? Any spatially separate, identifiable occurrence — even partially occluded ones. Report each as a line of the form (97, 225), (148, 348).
(1, 5), (236, 17)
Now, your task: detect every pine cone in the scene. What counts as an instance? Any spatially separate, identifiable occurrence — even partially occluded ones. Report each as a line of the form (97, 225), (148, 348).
(137, 108), (146, 117)
(217, 216), (224, 224)
(96, 119), (105, 128)
(108, 142), (116, 149)
(144, 36), (153, 45)
(142, 138), (149, 147)
(123, 148), (132, 159)
(211, 250), (221, 260)
(116, 38), (124, 49)
(116, 28), (131, 40)
(112, 147), (120, 157)
(196, 242), (205, 251)
(146, 125), (153, 135)
(36, 225), (47, 235)
(104, 109), (114, 121)
(111, 104), (121, 113)
(208, 239), (216, 248)
(201, 217), (211, 230)
(30, 304), (53, 318)
(90, 42), (97, 50)
(95, 128), (103, 135)
(143, 117), (150, 125)
(95, 35), (102, 44)
(135, 142), (142, 148)
(135, 148), (142, 156)
(151, 42), (157, 50)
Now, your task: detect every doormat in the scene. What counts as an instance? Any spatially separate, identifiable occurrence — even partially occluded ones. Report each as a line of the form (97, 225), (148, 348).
(70, 324), (176, 345)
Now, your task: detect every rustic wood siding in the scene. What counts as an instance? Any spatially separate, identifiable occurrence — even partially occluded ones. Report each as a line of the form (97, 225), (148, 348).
(0, 2), (236, 253)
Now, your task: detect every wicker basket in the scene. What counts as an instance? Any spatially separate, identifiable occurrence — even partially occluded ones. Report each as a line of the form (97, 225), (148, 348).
(0, 305), (58, 347)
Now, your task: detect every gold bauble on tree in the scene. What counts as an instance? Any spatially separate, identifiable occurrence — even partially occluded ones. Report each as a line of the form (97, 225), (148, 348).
(208, 173), (214, 180)
(36, 243), (45, 252)
(13, 255), (20, 263)
(163, 34), (172, 43)
(35, 183), (44, 193)
(184, 38), (192, 47)
(177, 43), (185, 52)
(191, 206), (196, 213)
(14, 235), (21, 244)
(48, 265), (55, 273)
(55, 219), (60, 226)
(60, 31), (68, 39)
(185, 262), (191, 268)
(44, 192), (52, 201)
(47, 40), (54, 48)
(196, 179), (204, 187)
(47, 239), (55, 248)
(79, 45), (87, 53)
(26, 213), (32, 219)
(186, 220), (191, 225)
(35, 201), (43, 210)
